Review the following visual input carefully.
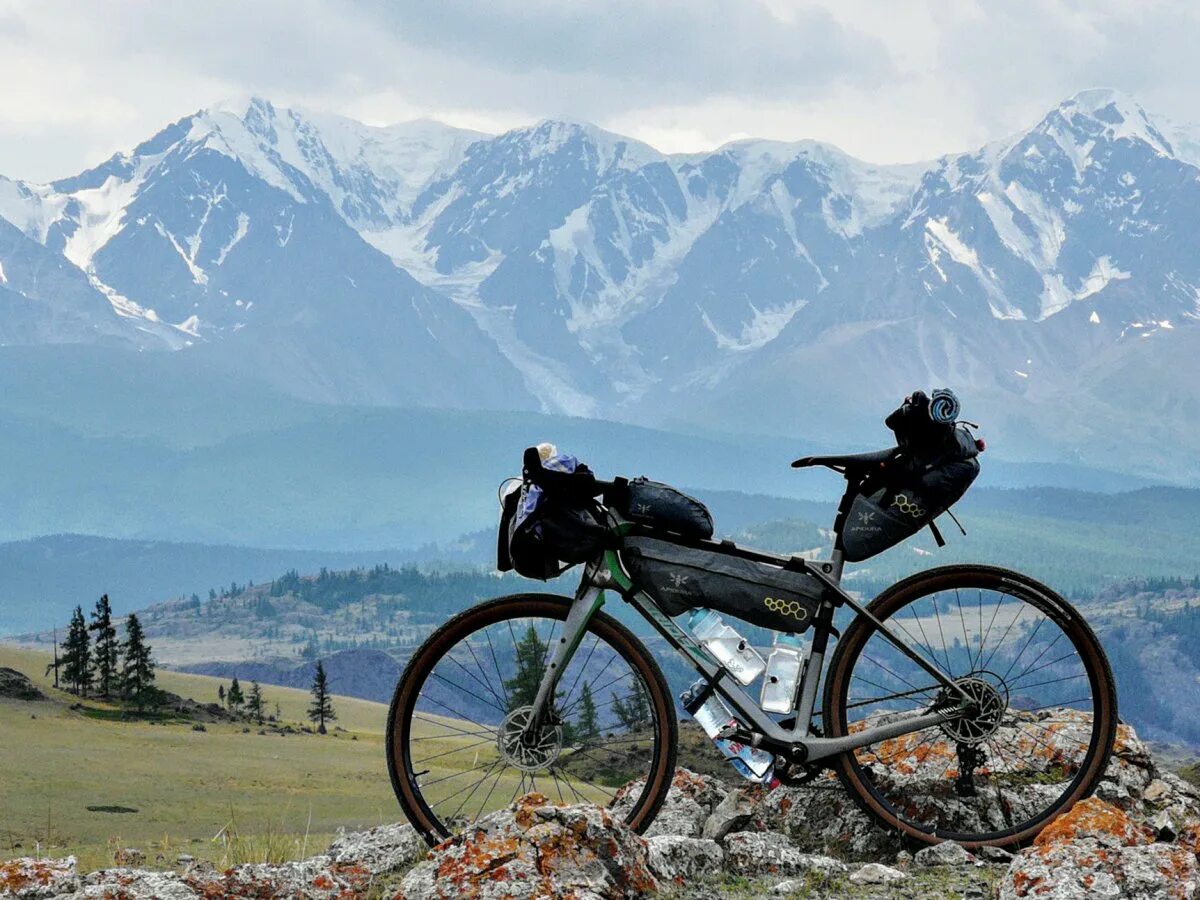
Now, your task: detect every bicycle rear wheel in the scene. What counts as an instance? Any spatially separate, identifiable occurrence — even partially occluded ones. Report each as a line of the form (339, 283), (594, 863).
(386, 593), (678, 845)
(823, 565), (1117, 849)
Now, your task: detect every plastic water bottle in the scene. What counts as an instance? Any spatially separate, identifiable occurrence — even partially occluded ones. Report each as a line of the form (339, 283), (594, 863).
(760, 633), (807, 714)
(687, 609), (766, 686)
(682, 680), (775, 783)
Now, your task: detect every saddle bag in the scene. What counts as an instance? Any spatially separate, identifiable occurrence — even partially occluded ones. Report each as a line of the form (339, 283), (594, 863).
(620, 536), (826, 633)
(841, 422), (981, 563)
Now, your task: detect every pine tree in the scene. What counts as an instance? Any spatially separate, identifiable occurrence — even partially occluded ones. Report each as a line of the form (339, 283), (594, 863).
(612, 679), (650, 731)
(246, 681), (265, 726)
(576, 681), (600, 741)
(120, 613), (155, 709)
(62, 606), (92, 696)
(218, 685), (226, 706)
(227, 676), (244, 713)
(504, 624), (551, 711)
(308, 660), (336, 734)
(89, 594), (119, 698)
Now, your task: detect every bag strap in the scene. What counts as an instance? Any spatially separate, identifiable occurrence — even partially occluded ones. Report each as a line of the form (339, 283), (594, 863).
(928, 520), (946, 548)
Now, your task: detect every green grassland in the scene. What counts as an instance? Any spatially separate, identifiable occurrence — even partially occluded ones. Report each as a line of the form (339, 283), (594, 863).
(0, 646), (398, 871)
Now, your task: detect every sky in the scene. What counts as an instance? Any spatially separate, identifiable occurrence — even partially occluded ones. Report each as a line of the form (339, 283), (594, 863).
(1, 0), (1198, 181)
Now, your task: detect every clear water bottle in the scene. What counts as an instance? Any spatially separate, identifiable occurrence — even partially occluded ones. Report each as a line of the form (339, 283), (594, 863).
(683, 680), (775, 783)
(687, 609), (766, 685)
(760, 633), (807, 714)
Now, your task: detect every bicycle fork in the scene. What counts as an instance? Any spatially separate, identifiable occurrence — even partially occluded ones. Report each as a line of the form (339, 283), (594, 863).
(526, 581), (606, 734)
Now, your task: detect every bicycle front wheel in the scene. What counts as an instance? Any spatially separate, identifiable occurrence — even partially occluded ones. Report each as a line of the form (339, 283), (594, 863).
(386, 593), (678, 845)
(823, 565), (1117, 849)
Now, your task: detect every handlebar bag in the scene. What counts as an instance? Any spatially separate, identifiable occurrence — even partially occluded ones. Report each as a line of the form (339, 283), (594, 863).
(841, 424), (980, 563)
(611, 477), (714, 540)
(502, 452), (608, 579)
(621, 536), (825, 633)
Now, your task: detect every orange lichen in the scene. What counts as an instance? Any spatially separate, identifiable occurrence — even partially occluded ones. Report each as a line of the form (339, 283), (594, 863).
(1033, 797), (1151, 853)
(0, 859), (71, 893)
(1177, 822), (1200, 855)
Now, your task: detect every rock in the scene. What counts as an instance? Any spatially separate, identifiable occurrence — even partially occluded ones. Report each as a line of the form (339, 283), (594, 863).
(723, 831), (849, 879)
(0, 857), (79, 898)
(111, 848), (144, 867)
(74, 869), (198, 899)
(324, 821), (426, 877)
(1144, 779), (1174, 805)
(914, 840), (974, 867)
(700, 788), (755, 843)
(999, 796), (1199, 899)
(978, 844), (1016, 864)
(1149, 809), (1178, 841)
(645, 835), (723, 883)
(771, 879), (804, 895)
(0, 669), (44, 702)
(613, 768), (727, 838)
(401, 793), (656, 899)
(849, 861), (908, 884)
(751, 775), (901, 859)
(1097, 723), (1157, 810)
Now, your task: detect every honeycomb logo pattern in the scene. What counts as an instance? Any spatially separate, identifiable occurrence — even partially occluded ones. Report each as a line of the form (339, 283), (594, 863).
(890, 493), (926, 519)
(764, 596), (810, 621)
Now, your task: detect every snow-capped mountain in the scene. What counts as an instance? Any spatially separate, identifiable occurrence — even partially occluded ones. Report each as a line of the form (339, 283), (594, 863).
(0, 90), (1198, 477)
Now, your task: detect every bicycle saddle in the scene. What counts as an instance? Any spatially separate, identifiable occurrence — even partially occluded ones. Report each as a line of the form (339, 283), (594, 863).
(791, 447), (897, 470)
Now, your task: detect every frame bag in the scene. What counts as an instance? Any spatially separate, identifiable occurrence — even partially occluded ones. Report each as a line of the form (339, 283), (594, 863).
(621, 536), (825, 633)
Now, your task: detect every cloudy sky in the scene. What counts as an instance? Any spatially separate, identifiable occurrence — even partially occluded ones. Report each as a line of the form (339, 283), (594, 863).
(0, 0), (1197, 181)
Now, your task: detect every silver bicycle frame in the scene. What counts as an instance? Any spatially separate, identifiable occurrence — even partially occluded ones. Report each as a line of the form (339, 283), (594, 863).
(528, 547), (970, 763)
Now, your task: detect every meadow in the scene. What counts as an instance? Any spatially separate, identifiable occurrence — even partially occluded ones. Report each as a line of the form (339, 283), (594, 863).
(0, 646), (398, 872)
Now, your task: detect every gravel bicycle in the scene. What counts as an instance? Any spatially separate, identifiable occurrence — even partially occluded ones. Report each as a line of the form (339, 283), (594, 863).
(387, 398), (1117, 850)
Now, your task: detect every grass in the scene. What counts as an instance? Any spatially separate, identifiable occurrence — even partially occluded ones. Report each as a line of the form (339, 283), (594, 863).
(0, 646), (396, 872)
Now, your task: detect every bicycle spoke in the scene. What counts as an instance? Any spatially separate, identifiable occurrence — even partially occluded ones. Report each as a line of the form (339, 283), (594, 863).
(834, 576), (1111, 845)
(397, 604), (666, 842)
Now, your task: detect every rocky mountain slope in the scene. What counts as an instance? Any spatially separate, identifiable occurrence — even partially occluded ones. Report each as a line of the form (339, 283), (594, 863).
(0, 90), (1198, 477)
(4, 722), (1199, 898)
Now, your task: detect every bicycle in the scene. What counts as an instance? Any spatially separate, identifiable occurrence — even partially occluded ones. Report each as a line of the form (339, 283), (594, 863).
(386, 433), (1117, 851)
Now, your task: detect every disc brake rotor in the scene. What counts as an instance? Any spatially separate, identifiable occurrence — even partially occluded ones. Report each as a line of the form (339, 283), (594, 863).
(938, 675), (1007, 746)
(497, 706), (564, 772)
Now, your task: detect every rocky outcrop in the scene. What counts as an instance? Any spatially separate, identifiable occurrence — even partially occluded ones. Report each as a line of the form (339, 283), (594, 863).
(4, 722), (1200, 899)
(401, 794), (657, 899)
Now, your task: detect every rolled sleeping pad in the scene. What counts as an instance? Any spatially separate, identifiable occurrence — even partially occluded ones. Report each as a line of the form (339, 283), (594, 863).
(930, 388), (961, 424)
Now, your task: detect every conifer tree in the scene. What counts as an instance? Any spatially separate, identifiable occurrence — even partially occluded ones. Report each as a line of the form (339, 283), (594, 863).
(246, 681), (265, 725)
(62, 606), (92, 696)
(218, 684), (226, 705)
(308, 660), (336, 734)
(227, 676), (244, 713)
(504, 625), (551, 710)
(120, 613), (155, 709)
(89, 594), (119, 698)
(577, 681), (600, 741)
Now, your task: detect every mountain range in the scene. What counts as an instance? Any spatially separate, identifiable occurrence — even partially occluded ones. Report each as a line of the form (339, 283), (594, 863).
(0, 89), (1197, 480)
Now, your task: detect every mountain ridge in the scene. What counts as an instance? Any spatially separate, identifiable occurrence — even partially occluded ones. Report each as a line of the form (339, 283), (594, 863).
(0, 89), (1197, 477)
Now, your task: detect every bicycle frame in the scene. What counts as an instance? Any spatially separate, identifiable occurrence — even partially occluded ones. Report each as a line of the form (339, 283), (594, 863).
(528, 543), (974, 765)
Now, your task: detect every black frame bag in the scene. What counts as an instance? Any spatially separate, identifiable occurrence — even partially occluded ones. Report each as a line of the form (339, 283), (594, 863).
(621, 536), (825, 633)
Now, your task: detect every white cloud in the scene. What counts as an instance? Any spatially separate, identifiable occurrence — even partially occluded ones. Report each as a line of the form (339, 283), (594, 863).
(0, 0), (1197, 180)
